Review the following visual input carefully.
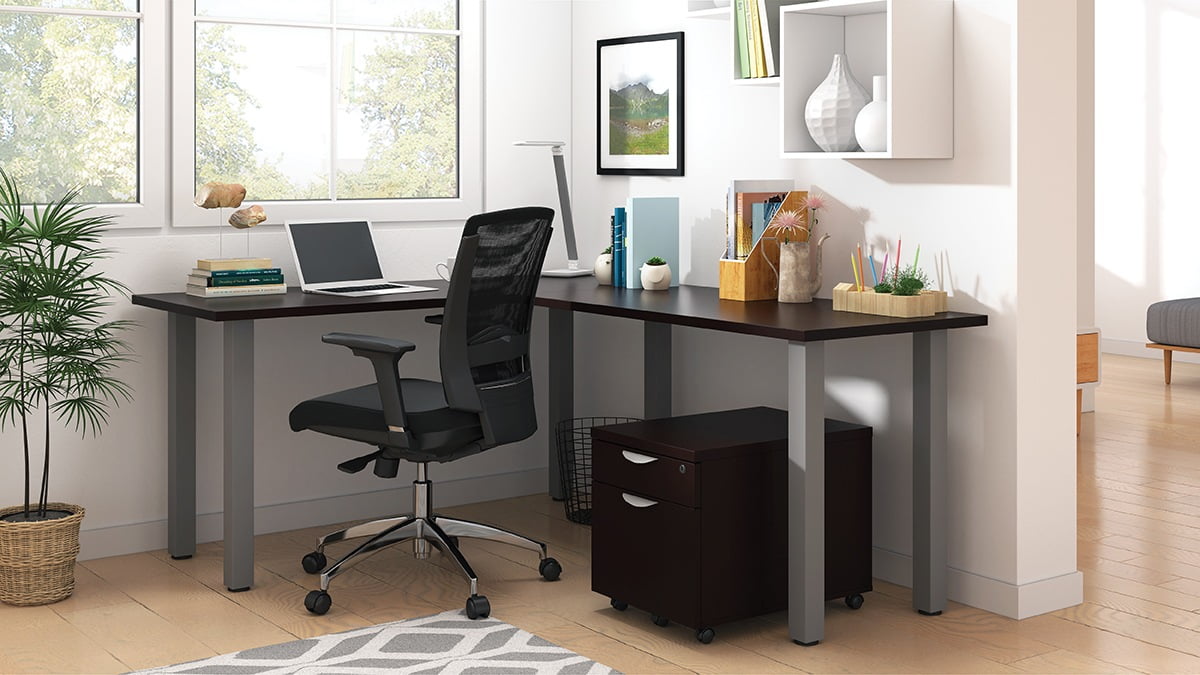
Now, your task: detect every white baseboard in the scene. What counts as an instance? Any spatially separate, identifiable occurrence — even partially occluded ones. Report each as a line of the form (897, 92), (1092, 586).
(78, 468), (548, 561)
(872, 547), (1083, 619)
(1104, 336), (1200, 365)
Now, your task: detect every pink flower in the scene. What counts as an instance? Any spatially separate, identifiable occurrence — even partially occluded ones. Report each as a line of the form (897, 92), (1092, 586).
(770, 209), (809, 243)
(804, 193), (826, 210)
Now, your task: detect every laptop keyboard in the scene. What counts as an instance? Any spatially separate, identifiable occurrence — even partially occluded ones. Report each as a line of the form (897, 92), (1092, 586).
(324, 283), (404, 293)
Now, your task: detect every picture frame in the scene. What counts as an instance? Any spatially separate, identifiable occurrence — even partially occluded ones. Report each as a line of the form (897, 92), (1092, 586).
(596, 31), (684, 176)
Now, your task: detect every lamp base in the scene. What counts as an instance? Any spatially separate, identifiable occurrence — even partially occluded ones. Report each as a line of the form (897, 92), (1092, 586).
(542, 268), (593, 278)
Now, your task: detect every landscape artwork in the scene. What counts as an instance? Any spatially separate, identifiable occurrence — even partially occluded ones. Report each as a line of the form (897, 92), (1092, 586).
(597, 32), (684, 176)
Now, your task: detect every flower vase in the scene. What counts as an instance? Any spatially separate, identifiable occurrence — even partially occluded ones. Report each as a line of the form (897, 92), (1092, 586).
(594, 253), (613, 285)
(804, 53), (870, 152)
(640, 263), (671, 291)
(778, 234), (829, 303)
(854, 75), (888, 152)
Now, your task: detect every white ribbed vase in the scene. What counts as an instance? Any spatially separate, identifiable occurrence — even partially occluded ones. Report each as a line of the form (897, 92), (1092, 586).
(804, 53), (870, 152)
(854, 75), (888, 152)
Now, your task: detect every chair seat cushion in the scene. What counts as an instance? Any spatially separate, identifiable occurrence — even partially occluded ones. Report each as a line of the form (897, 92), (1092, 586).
(1147, 298), (1200, 348)
(289, 379), (482, 456)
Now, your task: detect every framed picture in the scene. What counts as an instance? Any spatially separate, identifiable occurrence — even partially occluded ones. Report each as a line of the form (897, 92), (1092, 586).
(596, 31), (684, 176)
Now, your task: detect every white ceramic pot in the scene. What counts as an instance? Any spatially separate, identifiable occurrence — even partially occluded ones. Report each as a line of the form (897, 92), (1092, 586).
(804, 53), (870, 152)
(640, 263), (671, 291)
(594, 253), (613, 285)
(854, 75), (888, 153)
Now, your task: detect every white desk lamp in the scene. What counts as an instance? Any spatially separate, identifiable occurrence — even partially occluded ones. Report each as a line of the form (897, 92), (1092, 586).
(514, 140), (592, 277)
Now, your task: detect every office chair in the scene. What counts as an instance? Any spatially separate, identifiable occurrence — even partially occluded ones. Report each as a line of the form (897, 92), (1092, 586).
(288, 206), (560, 619)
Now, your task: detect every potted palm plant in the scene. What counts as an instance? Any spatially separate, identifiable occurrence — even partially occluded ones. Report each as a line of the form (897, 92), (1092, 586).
(0, 168), (134, 606)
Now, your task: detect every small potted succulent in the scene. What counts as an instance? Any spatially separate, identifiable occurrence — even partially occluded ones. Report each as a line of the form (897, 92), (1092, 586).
(639, 256), (671, 291)
(594, 246), (613, 285)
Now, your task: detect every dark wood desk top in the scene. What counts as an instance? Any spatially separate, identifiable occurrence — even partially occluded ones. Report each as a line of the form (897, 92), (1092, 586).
(132, 277), (987, 342)
(533, 278), (987, 342)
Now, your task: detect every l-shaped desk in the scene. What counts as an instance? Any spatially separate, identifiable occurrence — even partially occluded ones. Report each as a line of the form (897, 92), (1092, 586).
(132, 277), (986, 646)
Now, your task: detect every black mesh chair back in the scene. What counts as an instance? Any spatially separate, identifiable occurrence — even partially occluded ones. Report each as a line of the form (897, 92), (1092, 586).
(439, 206), (553, 448)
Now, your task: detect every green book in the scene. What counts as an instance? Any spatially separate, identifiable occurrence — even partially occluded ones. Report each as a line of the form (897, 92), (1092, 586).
(734, 0), (750, 79)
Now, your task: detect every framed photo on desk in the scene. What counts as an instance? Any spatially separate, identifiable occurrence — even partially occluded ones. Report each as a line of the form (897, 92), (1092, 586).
(596, 31), (684, 176)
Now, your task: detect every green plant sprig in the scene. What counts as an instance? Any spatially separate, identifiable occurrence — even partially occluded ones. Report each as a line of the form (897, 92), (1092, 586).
(646, 256), (666, 266)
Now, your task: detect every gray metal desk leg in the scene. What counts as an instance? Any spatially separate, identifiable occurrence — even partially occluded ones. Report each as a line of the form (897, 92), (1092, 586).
(167, 313), (196, 560)
(787, 340), (825, 646)
(547, 308), (573, 500)
(913, 330), (948, 615)
(224, 320), (255, 592)
(644, 321), (671, 419)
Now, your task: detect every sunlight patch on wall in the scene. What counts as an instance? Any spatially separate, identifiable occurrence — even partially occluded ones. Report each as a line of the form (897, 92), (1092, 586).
(1157, 6), (1200, 299)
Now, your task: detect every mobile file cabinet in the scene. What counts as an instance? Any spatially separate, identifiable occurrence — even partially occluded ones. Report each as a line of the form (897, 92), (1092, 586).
(590, 407), (872, 644)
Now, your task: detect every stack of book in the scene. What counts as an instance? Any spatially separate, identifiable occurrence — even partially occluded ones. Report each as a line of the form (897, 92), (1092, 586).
(186, 257), (287, 298)
(734, 0), (778, 79)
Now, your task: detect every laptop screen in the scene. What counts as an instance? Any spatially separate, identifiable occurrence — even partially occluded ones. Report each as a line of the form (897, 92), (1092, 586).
(289, 220), (384, 284)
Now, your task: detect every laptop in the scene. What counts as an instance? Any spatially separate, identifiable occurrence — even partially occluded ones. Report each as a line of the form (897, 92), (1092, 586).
(284, 219), (435, 297)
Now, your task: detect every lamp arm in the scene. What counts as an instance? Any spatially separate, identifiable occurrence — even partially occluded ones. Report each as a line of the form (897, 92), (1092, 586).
(551, 151), (579, 263)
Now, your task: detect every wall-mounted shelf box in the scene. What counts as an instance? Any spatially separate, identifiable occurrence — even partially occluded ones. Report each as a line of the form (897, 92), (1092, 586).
(779, 0), (953, 159)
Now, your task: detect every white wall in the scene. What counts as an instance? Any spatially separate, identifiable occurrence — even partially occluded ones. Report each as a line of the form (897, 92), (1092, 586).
(0, 0), (573, 561)
(1096, 0), (1200, 362)
(565, 0), (1079, 618)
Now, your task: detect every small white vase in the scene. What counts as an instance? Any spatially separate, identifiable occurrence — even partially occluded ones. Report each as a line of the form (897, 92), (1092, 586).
(640, 263), (671, 291)
(804, 53), (870, 152)
(594, 253), (613, 285)
(854, 75), (888, 153)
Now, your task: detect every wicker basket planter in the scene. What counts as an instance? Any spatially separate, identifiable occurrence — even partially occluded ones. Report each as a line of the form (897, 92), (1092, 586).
(0, 503), (84, 606)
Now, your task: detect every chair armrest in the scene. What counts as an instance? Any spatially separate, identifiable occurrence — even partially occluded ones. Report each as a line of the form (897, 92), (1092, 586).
(321, 332), (415, 438)
(323, 332), (417, 356)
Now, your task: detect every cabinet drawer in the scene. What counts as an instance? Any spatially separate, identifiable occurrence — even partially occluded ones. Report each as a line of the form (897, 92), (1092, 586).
(593, 440), (697, 507)
(591, 481), (700, 626)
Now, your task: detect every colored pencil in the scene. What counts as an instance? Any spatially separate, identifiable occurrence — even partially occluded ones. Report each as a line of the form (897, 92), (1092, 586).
(869, 246), (878, 286)
(894, 238), (902, 277)
(851, 253), (860, 291)
(913, 244), (921, 271)
(857, 244), (865, 293)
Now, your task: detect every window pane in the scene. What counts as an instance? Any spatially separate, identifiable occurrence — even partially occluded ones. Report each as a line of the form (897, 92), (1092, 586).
(336, 30), (457, 200)
(195, 0), (329, 23)
(0, 12), (137, 203)
(0, 1), (136, 10)
(335, 0), (455, 30)
(195, 23), (330, 201)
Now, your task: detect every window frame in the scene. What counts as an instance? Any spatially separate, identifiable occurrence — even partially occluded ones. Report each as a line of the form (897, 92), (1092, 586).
(0, 3), (168, 230)
(169, 0), (481, 228)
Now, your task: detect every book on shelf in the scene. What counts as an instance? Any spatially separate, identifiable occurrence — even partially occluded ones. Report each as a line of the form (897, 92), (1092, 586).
(757, 0), (776, 77)
(185, 283), (287, 298)
(187, 273), (285, 287)
(748, 0), (766, 78)
(195, 257), (273, 272)
(735, 190), (786, 259)
(613, 207), (627, 288)
(734, 0), (751, 79)
(190, 267), (282, 278)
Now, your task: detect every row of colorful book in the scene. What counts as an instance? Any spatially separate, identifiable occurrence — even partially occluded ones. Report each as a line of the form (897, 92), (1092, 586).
(734, 0), (779, 79)
(185, 257), (287, 298)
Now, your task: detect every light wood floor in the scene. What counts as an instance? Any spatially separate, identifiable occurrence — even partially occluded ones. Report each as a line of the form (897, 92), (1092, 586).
(4, 353), (1200, 673)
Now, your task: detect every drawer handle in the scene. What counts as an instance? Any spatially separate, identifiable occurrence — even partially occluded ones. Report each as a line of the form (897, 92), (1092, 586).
(621, 450), (658, 465)
(622, 493), (658, 508)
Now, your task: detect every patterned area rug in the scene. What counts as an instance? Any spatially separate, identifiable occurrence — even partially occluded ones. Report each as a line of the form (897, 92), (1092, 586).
(133, 610), (618, 674)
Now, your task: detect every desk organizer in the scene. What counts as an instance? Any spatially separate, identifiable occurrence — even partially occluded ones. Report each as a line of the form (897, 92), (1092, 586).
(832, 282), (948, 318)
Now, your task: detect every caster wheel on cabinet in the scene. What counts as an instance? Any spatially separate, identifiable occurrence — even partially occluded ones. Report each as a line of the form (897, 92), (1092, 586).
(610, 598), (628, 611)
(845, 594), (865, 610)
(301, 551), (327, 574)
(304, 590), (331, 615)
(652, 615), (669, 627)
(466, 594), (491, 620)
(539, 557), (562, 581)
(696, 627), (715, 644)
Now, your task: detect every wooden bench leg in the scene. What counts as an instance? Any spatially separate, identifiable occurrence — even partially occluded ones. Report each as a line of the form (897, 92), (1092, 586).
(1165, 348), (1173, 385)
(1076, 388), (1082, 436)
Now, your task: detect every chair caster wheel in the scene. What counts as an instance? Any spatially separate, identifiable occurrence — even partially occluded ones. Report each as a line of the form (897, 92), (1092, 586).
(304, 590), (331, 615)
(652, 615), (669, 627)
(301, 551), (327, 574)
(466, 594), (491, 620)
(539, 557), (562, 581)
(845, 593), (865, 610)
(610, 598), (628, 611)
(696, 627), (715, 644)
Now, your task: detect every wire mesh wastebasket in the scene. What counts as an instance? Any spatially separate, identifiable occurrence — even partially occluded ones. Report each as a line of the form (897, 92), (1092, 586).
(555, 416), (641, 525)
